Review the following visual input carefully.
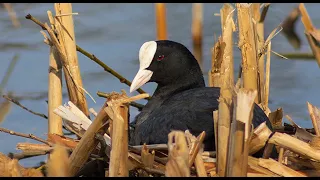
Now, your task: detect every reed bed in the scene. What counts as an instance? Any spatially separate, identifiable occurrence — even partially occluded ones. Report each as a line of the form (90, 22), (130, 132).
(0, 3), (320, 177)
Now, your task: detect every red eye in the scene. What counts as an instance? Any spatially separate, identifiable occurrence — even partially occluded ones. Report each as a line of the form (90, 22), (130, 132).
(157, 55), (165, 61)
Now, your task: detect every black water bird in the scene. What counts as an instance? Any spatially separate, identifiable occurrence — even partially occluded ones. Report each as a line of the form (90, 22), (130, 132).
(129, 40), (273, 155)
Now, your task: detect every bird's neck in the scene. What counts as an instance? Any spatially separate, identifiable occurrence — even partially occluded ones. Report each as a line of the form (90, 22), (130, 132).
(153, 74), (205, 99)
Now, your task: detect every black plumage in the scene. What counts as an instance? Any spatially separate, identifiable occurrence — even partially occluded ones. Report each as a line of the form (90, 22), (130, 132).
(129, 40), (273, 154)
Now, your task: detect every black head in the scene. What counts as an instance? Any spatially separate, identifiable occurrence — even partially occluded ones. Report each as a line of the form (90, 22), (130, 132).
(130, 40), (204, 93)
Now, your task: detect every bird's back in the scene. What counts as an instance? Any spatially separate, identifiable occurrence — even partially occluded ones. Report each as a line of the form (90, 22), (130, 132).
(130, 87), (272, 151)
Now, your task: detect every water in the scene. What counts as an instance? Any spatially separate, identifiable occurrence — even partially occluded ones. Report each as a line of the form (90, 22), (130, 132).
(0, 3), (320, 167)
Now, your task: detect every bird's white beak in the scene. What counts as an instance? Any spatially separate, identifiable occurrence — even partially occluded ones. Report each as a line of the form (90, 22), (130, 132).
(130, 41), (157, 93)
(130, 69), (153, 93)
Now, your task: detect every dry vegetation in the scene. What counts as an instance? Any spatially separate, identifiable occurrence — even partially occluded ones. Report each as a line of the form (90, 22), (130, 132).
(0, 3), (320, 177)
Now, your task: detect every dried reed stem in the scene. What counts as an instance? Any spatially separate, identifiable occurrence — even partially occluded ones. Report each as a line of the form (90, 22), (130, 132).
(264, 42), (271, 109)
(299, 3), (320, 67)
(227, 88), (257, 177)
(226, 120), (245, 177)
(213, 110), (219, 153)
(192, 3), (203, 67)
(8, 150), (48, 160)
(236, 3), (258, 103)
(252, 3), (263, 104)
(165, 131), (190, 177)
(209, 39), (223, 87)
(16, 143), (52, 152)
(307, 102), (320, 136)
(68, 101), (109, 176)
(248, 122), (272, 155)
(141, 144), (155, 168)
(155, 3), (167, 40)
(278, 148), (284, 163)
(48, 37), (63, 136)
(185, 131), (206, 177)
(188, 131), (206, 167)
(258, 158), (306, 177)
(220, 3), (235, 86)
(54, 3), (89, 117)
(248, 156), (280, 177)
(97, 91), (145, 110)
(105, 93), (129, 177)
(216, 6), (235, 176)
(0, 152), (43, 177)
(47, 145), (71, 177)
(268, 132), (320, 161)
(268, 107), (283, 129)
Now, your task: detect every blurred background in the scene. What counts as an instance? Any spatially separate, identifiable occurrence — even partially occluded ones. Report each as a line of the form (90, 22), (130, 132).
(0, 3), (319, 167)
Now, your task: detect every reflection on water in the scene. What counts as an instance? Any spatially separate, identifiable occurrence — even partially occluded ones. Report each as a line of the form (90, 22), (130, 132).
(0, 3), (320, 167)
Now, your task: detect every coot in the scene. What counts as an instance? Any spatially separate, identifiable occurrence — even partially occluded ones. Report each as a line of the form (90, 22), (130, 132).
(129, 40), (273, 152)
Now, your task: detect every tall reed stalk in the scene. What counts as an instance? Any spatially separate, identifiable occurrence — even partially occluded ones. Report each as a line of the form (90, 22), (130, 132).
(155, 3), (167, 40)
(192, 3), (203, 67)
(54, 3), (89, 117)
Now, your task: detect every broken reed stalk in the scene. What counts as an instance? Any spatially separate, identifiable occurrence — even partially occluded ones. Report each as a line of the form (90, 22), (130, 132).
(208, 39), (223, 87)
(105, 93), (129, 177)
(226, 89), (257, 177)
(16, 143), (52, 152)
(47, 16), (63, 136)
(252, 3), (267, 105)
(97, 91), (145, 110)
(299, 3), (320, 67)
(192, 3), (203, 67)
(47, 145), (71, 177)
(236, 3), (259, 103)
(188, 131), (206, 167)
(220, 3), (235, 86)
(0, 152), (43, 177)
(278, 147), (284, 163)
(216, 5), (235, 177)
(268, 132), (320, 161)
(226, 119), (245, 177)
(8, 151), (48, 160)
(213, 111), (219, 153)
(120, 101), (129, 176)
(307, 102), (320, 136)
(258, 158), (307, 177)
(68, 101), (109, 176)
(264, 42), (271, 110)
(155, 3), (167, 40)
(248, 156), (280, 177)
(165, 131), (190, 177)
(141, 144), (155, 168)
(268, 108), (283, 129)
(185, 131), (206, 177)
(248, 122), (272, 155)
(25, 14), (150, 99)
(54, 3), (89, 117)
